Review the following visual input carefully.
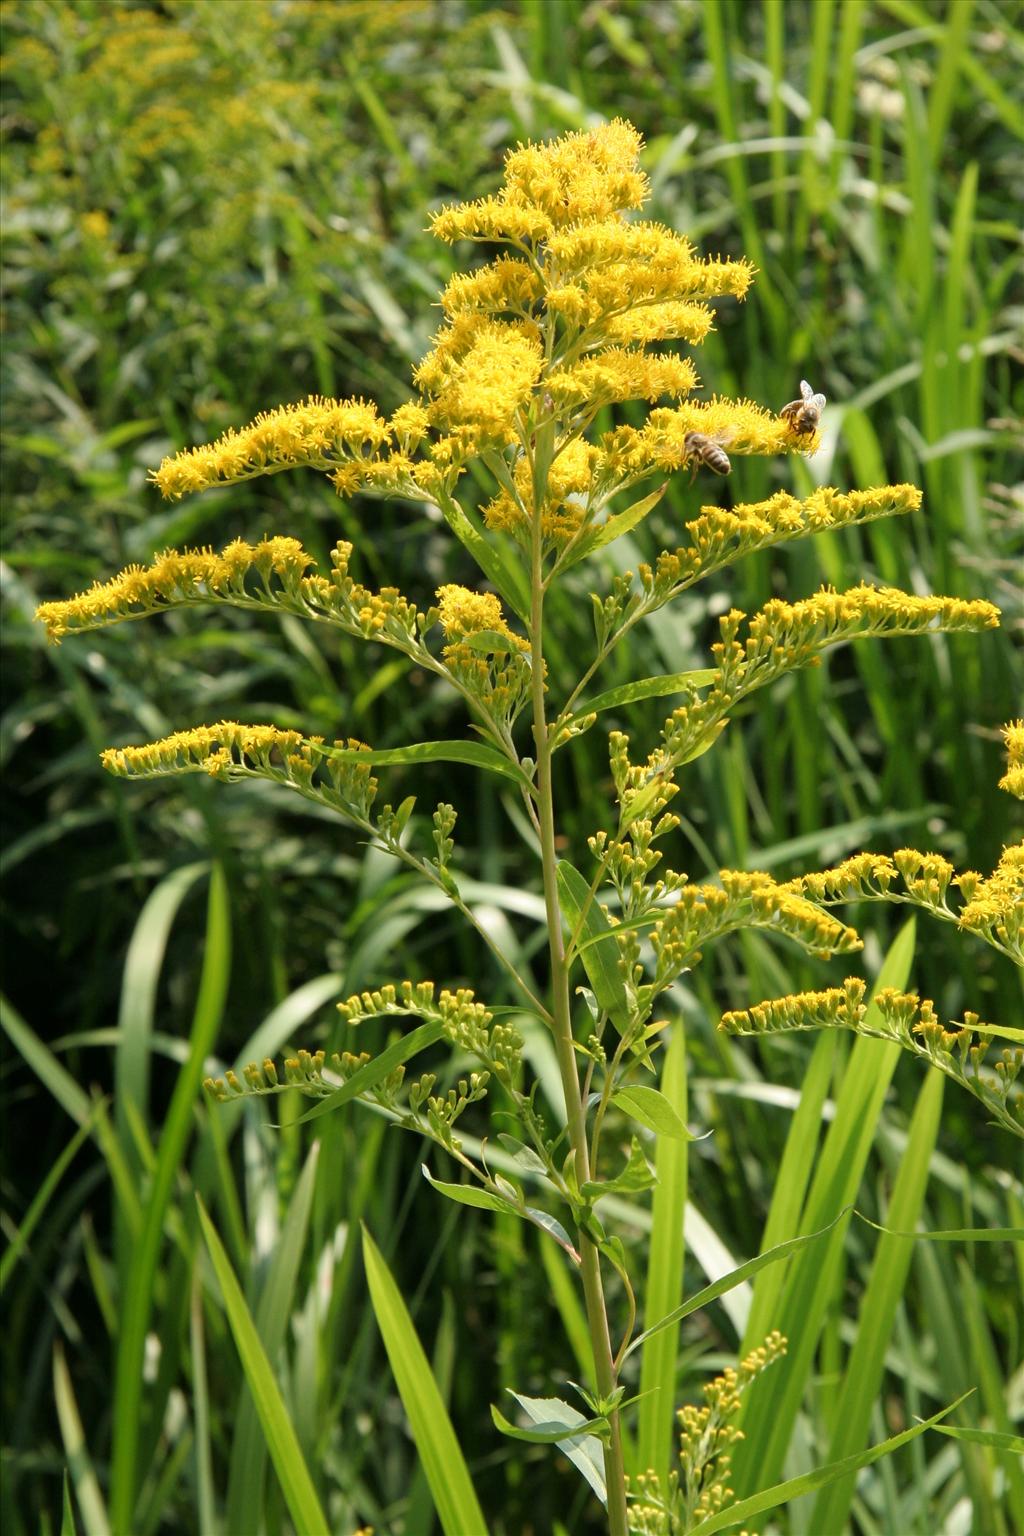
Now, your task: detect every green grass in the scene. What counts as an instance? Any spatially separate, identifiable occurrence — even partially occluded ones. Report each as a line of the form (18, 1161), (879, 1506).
(2, 1), (1021, 1533)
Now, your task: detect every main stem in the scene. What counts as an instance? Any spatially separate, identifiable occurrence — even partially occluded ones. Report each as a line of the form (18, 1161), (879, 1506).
(530, 516), (629, 1536)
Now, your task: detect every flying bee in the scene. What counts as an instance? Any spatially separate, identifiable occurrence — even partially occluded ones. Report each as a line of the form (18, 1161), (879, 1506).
(780, 379), (826, 435)
(683, 429), (733, 479)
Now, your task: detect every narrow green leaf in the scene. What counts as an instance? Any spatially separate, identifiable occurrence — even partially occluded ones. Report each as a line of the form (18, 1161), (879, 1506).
(557, 861), (630, 1029)
(111, 866), (231, 1535)
(582, 1136), (656, 1201)
(0, 993), (91, 1126)
(197, 1199), (330, 1536)
(422, 1167), (515, 1213)
(612, 1085), (696, 1143)
(490, 1401), (608, 1444)
(732, 919), (916, 1496)
(573, 668), (717, 721)
(624, 1210), (849, 1360)
(226, 1143), (321, 1535)
(362, 1227), (487, 1536)
(53, 1342), (112, 1536)
(563, 481), (667, 567)
(689, 1393), (974, 1536)
(189, 1267), (216, 1536)
(853, 1215), (1024, 1243)
(638, 1026), (688, 1486)
(812, 1068), (944, 1533)
(0, 1100), (102, 1291)
(323, 738), (530, 789)
(506, 1392), (607, 1503)
(60, 1472), (75, 1536)
(932, 1425), (1024, 1453)
(297, 1019), (444, 1123)
(437, 492), (530, 620)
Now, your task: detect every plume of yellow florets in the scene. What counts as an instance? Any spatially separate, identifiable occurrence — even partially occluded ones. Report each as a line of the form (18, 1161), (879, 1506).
(435, 585), (527, 652)
(413, 315), (543, 444)
(34, 536), (313, 642)
(151, 396), (389, 500)
(1000, 720), (1024, 799)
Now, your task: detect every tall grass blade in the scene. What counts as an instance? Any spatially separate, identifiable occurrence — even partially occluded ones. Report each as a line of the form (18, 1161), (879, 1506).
(226, 1141), (322, 1536)
(53, 1342), (112, 1536)
(637, 1024), (688, 1486)
(197, 1198), (330, 1536)
(810, 1067), (944, 1532)
(732, 919), (917, 1496)
(110, 866), (231, 1535)
(362, 1225), (487, 1536)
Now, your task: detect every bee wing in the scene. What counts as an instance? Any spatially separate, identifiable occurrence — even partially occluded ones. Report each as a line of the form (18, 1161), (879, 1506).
(713, 427), (735, 447)
(799, 379), (813, 400)
(801, 379), (826, 409)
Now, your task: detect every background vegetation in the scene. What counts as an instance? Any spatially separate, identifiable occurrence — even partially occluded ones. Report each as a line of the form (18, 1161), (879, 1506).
(2, 1), (1021, 1532)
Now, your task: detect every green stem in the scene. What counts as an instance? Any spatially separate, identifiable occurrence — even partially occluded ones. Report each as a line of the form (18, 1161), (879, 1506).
(529, 474), (629, 1536)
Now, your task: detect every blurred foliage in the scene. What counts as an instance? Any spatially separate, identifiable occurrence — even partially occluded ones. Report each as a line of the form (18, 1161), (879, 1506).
(2, 1), (1022, 1533)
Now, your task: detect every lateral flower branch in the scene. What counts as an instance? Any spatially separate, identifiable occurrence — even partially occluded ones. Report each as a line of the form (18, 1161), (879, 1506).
(36, 120), (1009, 1535)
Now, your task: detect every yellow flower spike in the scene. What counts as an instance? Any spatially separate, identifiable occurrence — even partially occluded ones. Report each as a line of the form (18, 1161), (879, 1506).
(440, 257), (544, 318)
(435, 585), (527, 652)
(1000, 719), (1024, 799)
(414, 315), (543, 443)
(546, 350), (698, 409)
(150, 395), (390, 500)
(501, 118), (648, 225)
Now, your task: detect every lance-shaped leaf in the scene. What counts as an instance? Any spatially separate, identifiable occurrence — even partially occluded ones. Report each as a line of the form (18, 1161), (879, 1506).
(321, 738), (531, 789)
(297, 1020), (444, 1123)
(612, 1085), (698, 1143)
(557, 861), (631, 1031)
(562, 482), (667, 569)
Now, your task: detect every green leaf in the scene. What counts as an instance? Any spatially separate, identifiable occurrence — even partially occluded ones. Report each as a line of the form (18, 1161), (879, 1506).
(932, 1424), (1024, 1453)
(812, 1068), (945, 1534)
(437, 491), (530, 620)
(362, 1227), (487, 1536)
(460, 628), (521, 654)
(53, 1342), (111, 1536)
(297, 1019), (444, 1123)
(491, 1400), (608, 1443)
(563, 482), (667, 568)
(111, 866), (231, 1535)
(322, 738), (531, 789)
(612, 1085), (696, 1143)
(573, 668), (717, 722)
(623, 1209), (849, 1360)
(226, 1143), (322, 1536)
(557, 861), (630, 1030)
(422, 1167), (516, 1213)
(732, 918), (917, 1496)
(506, 1391), (607, 1504)
(688, 1392), (974, 1536)
(638, 1026), (688, 1489)
(197, 1199), (330, 1536)
(582, 1136), (656, 1201)
(60, 1473), (75, 1536)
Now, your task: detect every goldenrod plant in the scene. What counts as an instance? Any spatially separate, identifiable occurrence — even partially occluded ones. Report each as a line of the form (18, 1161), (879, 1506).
(37, 122), (1016, 1535)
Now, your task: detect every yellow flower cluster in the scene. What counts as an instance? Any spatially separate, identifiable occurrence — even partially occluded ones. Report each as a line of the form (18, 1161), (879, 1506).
(337, 980), (521, 1080)
(413, 316), (543, 446)
(101, 722), (311, 781)
(435, 585), (527, 651)
(600, 397), (797, 479)
(1000, 719), (1024, 799)
(546, 349), (698, 409)
(35, 535), (426, 653)
(152, 396), (389, 500)
(958, 842), (1024, 959)
(638, 484), (924, 598)
(34, 536), (314, 642)
(719, 977), (868, 1035)
(620, 584), (1000, 793)
(648, 869), (861, 987)
(484, 438), (604, 547)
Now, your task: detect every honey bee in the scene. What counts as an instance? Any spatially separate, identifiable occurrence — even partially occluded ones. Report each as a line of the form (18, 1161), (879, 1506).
(780, 379), (826, 435)
(683, 430), (732, 478)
